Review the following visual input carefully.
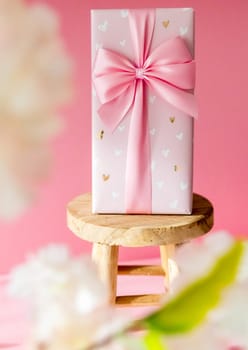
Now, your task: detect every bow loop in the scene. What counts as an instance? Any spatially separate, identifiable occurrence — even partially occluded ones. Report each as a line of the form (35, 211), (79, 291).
(143, 36), (196, 91)
(146, 36), (194, 66)
(93, 48), (136, 104)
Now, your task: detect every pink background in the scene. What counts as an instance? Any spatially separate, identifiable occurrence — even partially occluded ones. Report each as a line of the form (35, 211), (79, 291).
(0, 0), (247, 274)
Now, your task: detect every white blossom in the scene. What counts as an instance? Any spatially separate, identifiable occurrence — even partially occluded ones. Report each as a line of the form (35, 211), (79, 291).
(166, 232), (248, 350)
(7, 245), (129, 350)
(0, 0), (72, 219)
(171, 231), (235, 294)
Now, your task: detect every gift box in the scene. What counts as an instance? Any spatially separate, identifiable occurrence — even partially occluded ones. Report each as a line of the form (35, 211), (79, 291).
(91, 8), (197, 214)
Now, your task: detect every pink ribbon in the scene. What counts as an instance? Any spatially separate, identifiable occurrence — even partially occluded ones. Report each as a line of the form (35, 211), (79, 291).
(93, 9), (197, 213)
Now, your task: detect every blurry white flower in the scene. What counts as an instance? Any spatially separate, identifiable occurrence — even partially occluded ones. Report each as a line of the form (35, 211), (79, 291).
(209, 282), (248, 348)
(171, 231), (234, 294)
(165, 323), (223, 350)
(0, 0), (72, 219)
(7, 245), (128, 350)
(165, 232), (248, 350)
(8, 234), (248, 350)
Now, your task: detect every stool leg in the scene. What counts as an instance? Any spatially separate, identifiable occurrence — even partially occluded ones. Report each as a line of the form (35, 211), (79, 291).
(92, 243), (119, 304)
(160, 244), (175, 291)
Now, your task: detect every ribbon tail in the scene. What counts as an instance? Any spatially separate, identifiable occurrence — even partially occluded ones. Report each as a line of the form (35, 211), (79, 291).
(125, 80), (152, 213)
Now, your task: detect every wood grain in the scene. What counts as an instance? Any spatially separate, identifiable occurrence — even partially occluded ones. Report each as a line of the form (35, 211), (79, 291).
(118, 265), (164, 276)
(67, 193), (214, 247)
(160, 244), (175, 290)
(92, 243), (119, 304)
(116, 294), (163, 306)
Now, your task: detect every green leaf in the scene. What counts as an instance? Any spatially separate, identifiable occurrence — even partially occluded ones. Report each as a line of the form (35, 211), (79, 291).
(142, 241), (244, 334)
(144, 331), (167, 350)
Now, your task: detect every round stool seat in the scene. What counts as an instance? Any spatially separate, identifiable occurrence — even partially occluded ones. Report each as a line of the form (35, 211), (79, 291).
(67, 193), (213, 247)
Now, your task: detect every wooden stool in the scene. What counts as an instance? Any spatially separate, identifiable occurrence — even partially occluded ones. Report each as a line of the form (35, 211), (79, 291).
(67, 193), (213, 306)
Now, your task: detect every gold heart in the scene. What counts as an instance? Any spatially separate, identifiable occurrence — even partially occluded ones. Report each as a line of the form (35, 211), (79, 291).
(98, 130), (104, 139)
(162, 20), (170, 28)
(170, 116), (175, 123)
(174, 165), (178, 172)
(102, 174), (110, 181)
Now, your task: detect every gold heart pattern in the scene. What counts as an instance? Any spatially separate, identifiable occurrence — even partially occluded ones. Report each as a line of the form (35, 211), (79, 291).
(102, 174), (110, 181)
(98, 130), (104, 139)
(174, 165), (179, 172)
(170, 116), (175, 123)
(162, 20), (170, 28)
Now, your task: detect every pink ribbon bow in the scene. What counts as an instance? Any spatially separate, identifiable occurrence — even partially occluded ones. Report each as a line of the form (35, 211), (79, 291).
(93, 9), (197, 213)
